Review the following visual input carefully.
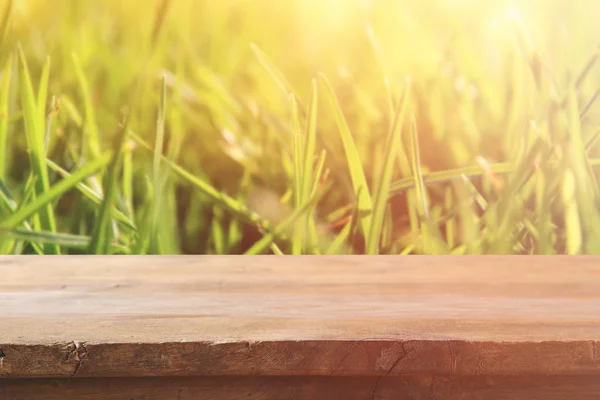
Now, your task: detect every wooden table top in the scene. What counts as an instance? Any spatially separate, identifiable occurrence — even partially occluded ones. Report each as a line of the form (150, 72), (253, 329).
(1, 255), (600, 379)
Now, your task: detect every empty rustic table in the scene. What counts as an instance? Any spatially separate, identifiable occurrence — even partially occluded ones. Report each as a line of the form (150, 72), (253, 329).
(1, 255), (600, 399)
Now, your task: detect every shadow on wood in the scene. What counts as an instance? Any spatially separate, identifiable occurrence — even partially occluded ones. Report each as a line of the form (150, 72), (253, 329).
(3, 376), (600, 400)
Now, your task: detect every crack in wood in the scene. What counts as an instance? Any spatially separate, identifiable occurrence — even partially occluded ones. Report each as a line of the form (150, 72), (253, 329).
(245, 341), (252, 358)
(330, 342), (361, 376)
(369, 341), (412, 400)
(70, 341), (88, 377)
(369, 377), (381, 400)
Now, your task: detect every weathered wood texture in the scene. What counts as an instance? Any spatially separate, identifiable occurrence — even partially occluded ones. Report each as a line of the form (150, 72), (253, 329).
(2, 255), (600, 398)
(3, 375), (600, 400)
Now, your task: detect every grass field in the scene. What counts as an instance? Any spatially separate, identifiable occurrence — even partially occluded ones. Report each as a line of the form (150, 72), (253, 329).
(1, 0), (600, 255)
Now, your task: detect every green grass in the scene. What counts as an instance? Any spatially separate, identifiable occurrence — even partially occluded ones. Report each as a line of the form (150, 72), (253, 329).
(1, 0), (600, 255)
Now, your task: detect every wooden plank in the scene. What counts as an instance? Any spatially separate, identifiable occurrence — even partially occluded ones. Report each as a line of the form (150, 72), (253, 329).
(3, 375), (600, 400)
(2, 255), (600, 379)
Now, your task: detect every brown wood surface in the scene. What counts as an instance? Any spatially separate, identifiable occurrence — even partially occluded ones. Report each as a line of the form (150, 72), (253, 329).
(1, 255), (600, 379)
(3, 375), (600, 400)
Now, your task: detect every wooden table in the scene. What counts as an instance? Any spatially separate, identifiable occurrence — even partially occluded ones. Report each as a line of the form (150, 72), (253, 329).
(1, 255), (600, 399)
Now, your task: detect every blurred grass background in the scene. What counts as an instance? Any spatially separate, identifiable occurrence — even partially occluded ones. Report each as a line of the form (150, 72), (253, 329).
(1, 0), (600, 255)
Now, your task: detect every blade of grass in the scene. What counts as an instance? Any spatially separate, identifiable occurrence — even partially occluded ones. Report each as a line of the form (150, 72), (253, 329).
(290, 93), (303, 255)
(381, 202), (394, 251)
(0, 178), (15, 210)
(366, 77), (411, 254)
(399, 243), (416, 255)
(249, 45), (348, 183)
(562, 168), (581, 254)
(0, 0), (12, 50)
(211, 206), (225, 254)
(585, 126), (600, 152)
(122, 139), (134, 217)
(347, 186), (366, 254)
(0, 152), (112, 229)
(290, 79), (320, 254)
(319, 73), (373, 239)
(509, 6), (545, 92)
(149, 0), (172, 53)
(460, 174), (489, 211)
(244, 182), (331, 255)
(306, 149), (327, 253)
(72, 52), (101, 161)
(564, 83), (600, 253)
(483, 139), (553, 246)
(325, 218), (353, 255)
(17, 46), (60, 254)
(444, 187), (455, 249)
(365, 24), (412, 177)
(575, 48), (599, 90)
(36, 56), (50, 124)
(148, 75), (168, 254)
(18, 173), (38, 215)
(130, 131), (273, 230)
(88, 117), (130, 255)
(364, 23), (391, 90)
(409, 114), (448, 254)
(19, 174), (44, 245)
(533, 168), (554, 254)
(408, 114), (428, 214)
(226, 169), (252, 253)
(194, 64), (242, 115)
(57, 94), (83, 127)
(46, 158), (136, 231)
(579, 88), (600, 121)
(0, 178), (42, 254)
(389, 162), (514, 196)
(309, 150), (328, 200)
(250, 43), (303, 107)
(454, 179), (481, 253)
(0, 53), (12, 180)
(44, 96), (58, 154)
(0, 228), (130, 253)
(301, 79), (319, 253)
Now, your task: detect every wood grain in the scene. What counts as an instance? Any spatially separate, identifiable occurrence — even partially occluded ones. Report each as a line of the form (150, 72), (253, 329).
(2, 255), (600, 380)
(3, 375), (600, 400)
